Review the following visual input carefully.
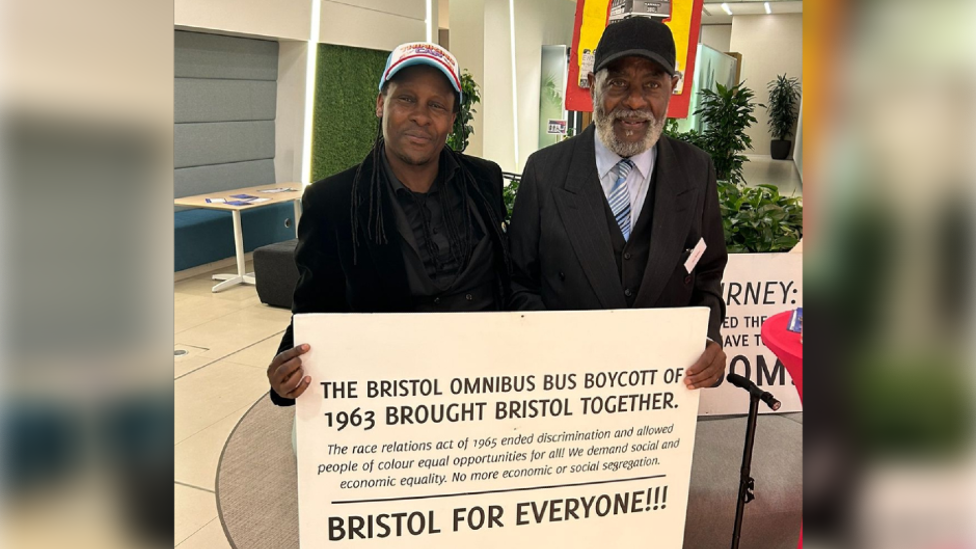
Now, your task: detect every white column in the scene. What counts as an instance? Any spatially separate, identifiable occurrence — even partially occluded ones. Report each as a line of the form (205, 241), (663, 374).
(448, 0), (486, 158)
(275, 41), (310, 185)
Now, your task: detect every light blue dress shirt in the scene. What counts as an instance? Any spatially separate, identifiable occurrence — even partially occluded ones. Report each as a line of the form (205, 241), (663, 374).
(594, 135), (657, 227)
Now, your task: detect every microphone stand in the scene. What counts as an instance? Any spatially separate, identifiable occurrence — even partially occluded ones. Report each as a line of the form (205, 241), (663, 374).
(726, 373), (781, 549)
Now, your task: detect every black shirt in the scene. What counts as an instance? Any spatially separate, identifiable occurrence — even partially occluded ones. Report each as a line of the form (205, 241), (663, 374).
(382, 150), (498, 311)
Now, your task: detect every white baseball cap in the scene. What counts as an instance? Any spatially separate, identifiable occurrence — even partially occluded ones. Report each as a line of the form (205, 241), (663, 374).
(379, 42), (463, 103)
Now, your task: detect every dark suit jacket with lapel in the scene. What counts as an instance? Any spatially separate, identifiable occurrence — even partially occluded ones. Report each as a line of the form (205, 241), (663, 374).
(508, 125), (728, 343)
(270, 149), (509, 406)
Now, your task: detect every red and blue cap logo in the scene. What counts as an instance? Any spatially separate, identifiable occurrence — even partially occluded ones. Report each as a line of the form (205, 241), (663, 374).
(379, 42), (463, 103)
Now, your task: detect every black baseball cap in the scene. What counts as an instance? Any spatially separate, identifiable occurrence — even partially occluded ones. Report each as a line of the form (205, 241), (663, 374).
(593, 17), (676, 76)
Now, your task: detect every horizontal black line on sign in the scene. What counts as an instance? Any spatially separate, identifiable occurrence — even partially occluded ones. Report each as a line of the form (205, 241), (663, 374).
(331, 474), (667, 505)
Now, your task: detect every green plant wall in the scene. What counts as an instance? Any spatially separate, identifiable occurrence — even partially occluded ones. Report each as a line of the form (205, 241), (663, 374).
(311, 44), (390, 182)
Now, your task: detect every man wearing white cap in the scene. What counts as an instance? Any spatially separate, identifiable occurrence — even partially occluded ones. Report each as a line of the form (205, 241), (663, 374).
(267, 43), (510, 405)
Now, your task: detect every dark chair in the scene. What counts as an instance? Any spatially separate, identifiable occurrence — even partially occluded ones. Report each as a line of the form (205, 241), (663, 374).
(253, 239), (299, 309)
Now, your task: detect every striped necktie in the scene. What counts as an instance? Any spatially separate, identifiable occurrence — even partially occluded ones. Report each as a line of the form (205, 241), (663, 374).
(609, 158), (634, 240)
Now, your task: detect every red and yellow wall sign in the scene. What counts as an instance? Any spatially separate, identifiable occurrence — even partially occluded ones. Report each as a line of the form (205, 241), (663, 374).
(565, 0), (705, 118)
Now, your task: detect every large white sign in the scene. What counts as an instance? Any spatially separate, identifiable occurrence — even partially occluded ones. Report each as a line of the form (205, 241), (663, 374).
(699, 253), (803, 415)
(295, 308), (708, 548)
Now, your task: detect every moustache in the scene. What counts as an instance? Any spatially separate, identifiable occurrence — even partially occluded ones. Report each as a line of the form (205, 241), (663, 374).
(609, 109), (655, 123)
(402, 125), (435, 139)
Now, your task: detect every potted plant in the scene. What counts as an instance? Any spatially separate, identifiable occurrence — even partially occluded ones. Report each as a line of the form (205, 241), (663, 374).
(693, 82), (762, 185)
(502, 174), (520, 223)
(664, 84), (803, 415)
(664, 118), (709, 154)
(765, 74), (801, 160)
(718, 181), (803, 253)
(447, 70), (482, 153)
(665, 82), (802, 252)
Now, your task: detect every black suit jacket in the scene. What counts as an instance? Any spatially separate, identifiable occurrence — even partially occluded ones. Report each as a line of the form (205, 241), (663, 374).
(508, 126), (728, 343)
(270, 149), (509, 406)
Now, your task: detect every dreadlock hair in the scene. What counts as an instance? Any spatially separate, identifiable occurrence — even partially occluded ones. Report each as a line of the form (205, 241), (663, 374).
(350, 84), (507, 280)
(349, 121), (389, 264)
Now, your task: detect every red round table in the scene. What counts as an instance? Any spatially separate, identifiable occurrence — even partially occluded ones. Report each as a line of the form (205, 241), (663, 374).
(761, 310), (804, 549)
(761, 311), (803, 402)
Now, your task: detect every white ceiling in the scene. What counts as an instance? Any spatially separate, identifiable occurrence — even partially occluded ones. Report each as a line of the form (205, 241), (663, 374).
(701, 0), (802, 25)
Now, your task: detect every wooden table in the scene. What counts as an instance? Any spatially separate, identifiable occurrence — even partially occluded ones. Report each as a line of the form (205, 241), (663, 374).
(175, 184), (304, 292)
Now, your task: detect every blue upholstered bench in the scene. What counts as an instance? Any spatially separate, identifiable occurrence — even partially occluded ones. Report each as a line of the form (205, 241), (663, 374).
(174, 202), (296, 272)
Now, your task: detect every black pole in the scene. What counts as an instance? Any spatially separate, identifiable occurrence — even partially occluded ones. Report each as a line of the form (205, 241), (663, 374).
(726, 373), (781, 549)
(731, 393), (761, 549)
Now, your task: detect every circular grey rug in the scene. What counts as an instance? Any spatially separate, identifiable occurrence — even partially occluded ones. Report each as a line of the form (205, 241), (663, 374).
(216, 393), (299, 549)
(215, 394), (800, 549)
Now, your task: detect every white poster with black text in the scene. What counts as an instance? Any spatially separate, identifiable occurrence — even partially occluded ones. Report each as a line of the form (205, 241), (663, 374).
(699, 253), (802, 415)
(295, 308), (708, 548)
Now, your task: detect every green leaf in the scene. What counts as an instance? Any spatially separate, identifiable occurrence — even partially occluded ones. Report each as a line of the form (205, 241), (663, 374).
(718, 178), (804, 252)
(765, 73), (802, 140)
(448, 70), (482, 154)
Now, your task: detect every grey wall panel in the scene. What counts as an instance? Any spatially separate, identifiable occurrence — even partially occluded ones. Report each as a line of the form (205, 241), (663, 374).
(175, 159), (275, 198)
(175, 120), (275, 168)
(175, 31), (278, 80)
(176, 78), (277, 123)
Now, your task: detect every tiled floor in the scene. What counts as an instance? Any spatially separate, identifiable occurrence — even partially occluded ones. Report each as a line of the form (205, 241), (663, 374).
(742, 154), (803, 196)
(174, 262), (291, 547)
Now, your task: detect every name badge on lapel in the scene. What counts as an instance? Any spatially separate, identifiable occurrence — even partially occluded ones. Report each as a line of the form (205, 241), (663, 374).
(684, 238), (707, 273)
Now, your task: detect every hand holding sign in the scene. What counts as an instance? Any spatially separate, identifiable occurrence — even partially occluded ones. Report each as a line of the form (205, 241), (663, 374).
(684, 340), (727, 389)
(268, 344), (312, 400)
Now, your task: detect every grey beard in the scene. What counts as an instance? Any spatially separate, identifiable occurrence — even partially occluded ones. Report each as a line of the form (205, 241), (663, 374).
(592, 95), (666, 157)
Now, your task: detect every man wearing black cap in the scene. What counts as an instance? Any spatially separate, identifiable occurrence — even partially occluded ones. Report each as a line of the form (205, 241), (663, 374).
(266, 43), (510, 405)
(508, 17), (728, 389)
